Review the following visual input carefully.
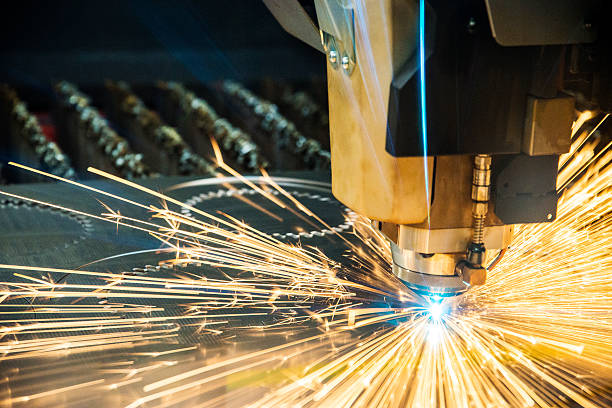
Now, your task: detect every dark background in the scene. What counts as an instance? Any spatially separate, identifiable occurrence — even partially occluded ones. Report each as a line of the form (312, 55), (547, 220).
(0, 0), (324, 86)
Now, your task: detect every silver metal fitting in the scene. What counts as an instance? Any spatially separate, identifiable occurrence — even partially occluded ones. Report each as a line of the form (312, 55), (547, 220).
(458, 153), (492, 289)
(470, 154), (492, 246)
(471, 201), (488, 217)
(390, 242), (469, 296)
(456, 260), (487, 287)
(471, 154), (492, 202)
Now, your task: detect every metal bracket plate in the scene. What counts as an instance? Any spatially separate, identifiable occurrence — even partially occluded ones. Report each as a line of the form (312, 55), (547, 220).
(314, 0), (356, 75)
(262, 0), (325, 53)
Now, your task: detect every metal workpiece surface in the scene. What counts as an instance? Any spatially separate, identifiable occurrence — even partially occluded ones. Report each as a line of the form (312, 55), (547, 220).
(0, 172), (399, 407)
(0, 171), (345, 267)
(1, 162), (609, 407)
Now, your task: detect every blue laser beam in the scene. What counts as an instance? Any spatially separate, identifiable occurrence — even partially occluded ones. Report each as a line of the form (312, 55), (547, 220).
(419, 0), (430, 225)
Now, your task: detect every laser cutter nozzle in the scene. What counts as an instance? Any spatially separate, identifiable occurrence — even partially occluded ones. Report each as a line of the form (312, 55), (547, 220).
(386, 154), (497, 297)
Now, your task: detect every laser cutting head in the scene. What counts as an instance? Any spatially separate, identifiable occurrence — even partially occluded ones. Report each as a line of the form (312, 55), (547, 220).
(265, 0), (608, 296)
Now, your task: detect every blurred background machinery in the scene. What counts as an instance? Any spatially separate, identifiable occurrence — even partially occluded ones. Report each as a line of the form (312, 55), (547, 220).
(0, 0), (329, 184)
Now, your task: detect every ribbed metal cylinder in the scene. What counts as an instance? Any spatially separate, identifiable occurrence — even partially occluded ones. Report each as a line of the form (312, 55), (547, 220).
(471, 154), (491, 247)
(472, 216), (486, 244)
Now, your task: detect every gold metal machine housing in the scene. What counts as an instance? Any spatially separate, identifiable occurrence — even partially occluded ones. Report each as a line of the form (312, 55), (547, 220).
(265, 0), (610, 296)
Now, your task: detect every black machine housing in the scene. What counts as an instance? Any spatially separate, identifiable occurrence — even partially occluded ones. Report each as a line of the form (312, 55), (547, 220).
(385, 0), (611, 224)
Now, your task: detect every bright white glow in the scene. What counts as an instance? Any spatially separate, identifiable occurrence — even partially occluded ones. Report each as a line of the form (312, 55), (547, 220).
(427, 321), (443, 344)
(428, 302), (444, 321)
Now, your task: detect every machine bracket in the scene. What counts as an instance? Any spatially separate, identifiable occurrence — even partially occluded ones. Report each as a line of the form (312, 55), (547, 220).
(315, 0), (356, 76)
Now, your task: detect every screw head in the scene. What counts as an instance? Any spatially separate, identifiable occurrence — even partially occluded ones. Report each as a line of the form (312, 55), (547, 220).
(341, 55), (350, 70)
(329, 50), (338, 64)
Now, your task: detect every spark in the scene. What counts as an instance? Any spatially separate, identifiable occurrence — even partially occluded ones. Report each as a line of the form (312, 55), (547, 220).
(0, 122), (609, 407)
